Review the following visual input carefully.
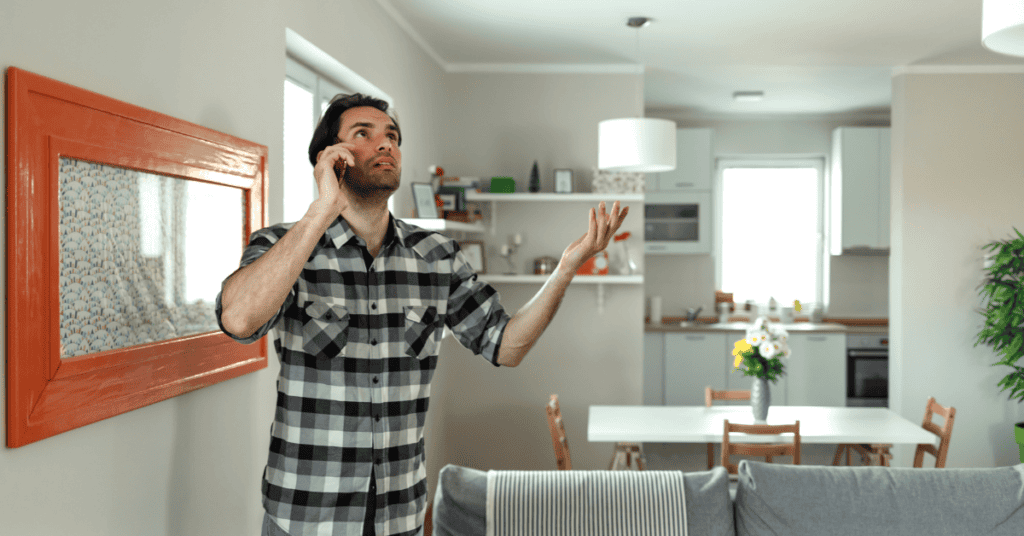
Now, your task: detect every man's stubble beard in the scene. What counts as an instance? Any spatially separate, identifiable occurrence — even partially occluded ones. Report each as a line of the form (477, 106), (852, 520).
(344, 165), (401, 202)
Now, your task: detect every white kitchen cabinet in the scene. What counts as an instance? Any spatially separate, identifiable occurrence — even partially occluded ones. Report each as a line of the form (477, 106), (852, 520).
(829, 127), (891, 254)
(664, 332), (727, 405)
(649, 128), (712, 192)
(643, 332), (665, 405)
(723, 330), (788, 406)
(785, 332), (846, 406)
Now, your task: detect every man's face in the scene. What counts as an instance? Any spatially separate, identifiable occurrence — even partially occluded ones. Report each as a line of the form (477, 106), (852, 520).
(336, 106), (402, 195)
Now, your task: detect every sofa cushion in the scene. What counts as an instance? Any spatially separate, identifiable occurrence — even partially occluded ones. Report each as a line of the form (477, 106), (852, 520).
(433, 464), (734, 536)
(734, 460), (1024, 536)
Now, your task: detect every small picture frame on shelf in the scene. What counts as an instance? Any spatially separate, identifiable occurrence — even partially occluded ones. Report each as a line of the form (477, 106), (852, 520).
(412, 182), (439, 218)
(554, 169), (573, 193)
(459, 241), (486, 273)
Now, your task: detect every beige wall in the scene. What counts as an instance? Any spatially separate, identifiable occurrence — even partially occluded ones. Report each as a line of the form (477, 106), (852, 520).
(890, 71), (1024, 467)
(426, 72), (646, 475)
(643, 116), (891, 320)
(0, 1), (446, 534)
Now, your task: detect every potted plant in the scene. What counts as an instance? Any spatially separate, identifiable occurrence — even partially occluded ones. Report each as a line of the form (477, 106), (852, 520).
(975, 229), (1024, 463)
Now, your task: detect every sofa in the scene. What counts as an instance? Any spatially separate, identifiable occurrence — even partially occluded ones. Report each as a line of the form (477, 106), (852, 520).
(432, 461), (1024, 535)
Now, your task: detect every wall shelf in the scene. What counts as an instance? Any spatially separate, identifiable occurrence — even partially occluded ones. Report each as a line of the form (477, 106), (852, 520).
(480, 274), (643, 312)
(400, 218), (484, 233)
(467, 192), (644, 203)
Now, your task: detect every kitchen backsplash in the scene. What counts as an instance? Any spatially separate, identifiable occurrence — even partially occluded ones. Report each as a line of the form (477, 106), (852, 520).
(644, 253), (889, 319)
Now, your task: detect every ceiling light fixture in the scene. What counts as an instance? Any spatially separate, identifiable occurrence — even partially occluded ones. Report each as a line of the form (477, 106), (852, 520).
(733, 91), (765, 102)
(598, 17), (677, 173)
(982, 0), (1024, 57)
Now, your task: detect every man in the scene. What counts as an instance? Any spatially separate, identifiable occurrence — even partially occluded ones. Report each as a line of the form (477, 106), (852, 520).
(217, 93), (627, 536)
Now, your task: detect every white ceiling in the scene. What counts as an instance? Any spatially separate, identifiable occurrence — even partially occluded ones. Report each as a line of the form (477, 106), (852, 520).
(374, 0), (1024, 119)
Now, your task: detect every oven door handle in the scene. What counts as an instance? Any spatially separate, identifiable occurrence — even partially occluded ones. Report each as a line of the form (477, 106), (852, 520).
(848, 350), (889, 358)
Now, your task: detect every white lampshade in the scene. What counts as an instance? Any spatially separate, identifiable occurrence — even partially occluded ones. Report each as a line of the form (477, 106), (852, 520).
(598, 117), (677, 172)
(982, 0), (1024, 56)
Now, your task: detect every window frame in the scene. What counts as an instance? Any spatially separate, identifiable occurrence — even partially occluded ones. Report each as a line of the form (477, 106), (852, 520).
(713, 156), (827, 308)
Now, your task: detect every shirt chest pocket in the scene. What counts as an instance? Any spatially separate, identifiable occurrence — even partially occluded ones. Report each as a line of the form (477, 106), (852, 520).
(302, 301), (350, 357)
(404, 305), (442, 360)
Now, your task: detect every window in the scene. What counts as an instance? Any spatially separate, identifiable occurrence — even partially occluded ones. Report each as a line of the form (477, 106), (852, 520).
(283, 57), (349, 222)
(715, 159), (825, 309)
(283, 28), (397, 223)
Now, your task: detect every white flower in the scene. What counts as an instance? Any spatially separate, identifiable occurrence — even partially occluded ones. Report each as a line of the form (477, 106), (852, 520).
(759, 341), (779, 358)
(746, 330), (769, 345)
(752, 316), (767, 330)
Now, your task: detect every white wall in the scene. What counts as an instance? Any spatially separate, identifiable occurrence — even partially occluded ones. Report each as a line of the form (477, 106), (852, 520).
(643, 115), (891, 320)
(0, 1), (446, 534)
(890, 71), (1024, 467)
(426, 72), (647, 475)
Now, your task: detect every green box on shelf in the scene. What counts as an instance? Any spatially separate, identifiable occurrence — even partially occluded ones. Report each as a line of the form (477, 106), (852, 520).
(490, 176), (515, 193)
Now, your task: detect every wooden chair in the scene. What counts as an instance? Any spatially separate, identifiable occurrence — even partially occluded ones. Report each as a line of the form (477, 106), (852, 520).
(832, 397), (956, 468)
(546, 394), (645, 471)
(721, 419), (801, 475)
(705, 386), (751, 469)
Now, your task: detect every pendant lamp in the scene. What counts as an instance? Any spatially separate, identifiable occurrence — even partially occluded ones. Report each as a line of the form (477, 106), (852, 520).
(598, 118), (676, 172)
(597, 17), (677, 173)
(982, 0), (1024, 57)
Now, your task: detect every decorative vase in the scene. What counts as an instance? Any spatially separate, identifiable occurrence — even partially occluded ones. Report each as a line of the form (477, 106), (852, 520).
(751, 377), (770, 424)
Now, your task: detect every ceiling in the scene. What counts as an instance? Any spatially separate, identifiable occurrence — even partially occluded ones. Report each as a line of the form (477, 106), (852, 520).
(374, 0), (1024, 119)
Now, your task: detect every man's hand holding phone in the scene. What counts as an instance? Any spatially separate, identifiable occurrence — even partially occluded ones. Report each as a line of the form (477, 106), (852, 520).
(312, 142), (355, 219)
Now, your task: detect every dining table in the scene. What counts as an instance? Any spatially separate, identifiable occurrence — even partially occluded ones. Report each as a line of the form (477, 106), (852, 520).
(588, 405), (935, 445)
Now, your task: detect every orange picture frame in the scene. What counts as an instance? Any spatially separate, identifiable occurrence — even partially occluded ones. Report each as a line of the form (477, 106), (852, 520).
(6, 67), (268, 447)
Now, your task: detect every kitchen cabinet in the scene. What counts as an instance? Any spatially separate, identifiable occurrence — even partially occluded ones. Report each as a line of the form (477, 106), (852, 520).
(785, 333), (845, 406)
(664, 332), (727, 405)
(649, 128), (713, 191)
(829, 127), (891, 254)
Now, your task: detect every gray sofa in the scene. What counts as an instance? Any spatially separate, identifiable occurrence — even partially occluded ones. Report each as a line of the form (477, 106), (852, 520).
(433, 461), (1024, 535)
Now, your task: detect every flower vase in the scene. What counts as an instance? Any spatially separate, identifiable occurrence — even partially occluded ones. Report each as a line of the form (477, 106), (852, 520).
(751, 377), (770, 424)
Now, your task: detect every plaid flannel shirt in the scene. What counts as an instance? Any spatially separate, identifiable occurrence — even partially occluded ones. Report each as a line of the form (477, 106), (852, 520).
(216, 215), (509, 536)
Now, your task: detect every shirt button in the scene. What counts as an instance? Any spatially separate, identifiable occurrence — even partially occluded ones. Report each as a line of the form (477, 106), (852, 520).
(372, 376), (379, 384)
(375, 459), (382, 465)
(375, 415), (381, 422)
(371, 303), (377, 310)
(324, 311), (333, 320)
(371, 339), (378, 346)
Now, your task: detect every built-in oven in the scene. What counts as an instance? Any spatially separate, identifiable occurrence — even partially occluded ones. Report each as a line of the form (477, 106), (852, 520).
(846, 333), (889, 407)
(644, 191), (711, 254)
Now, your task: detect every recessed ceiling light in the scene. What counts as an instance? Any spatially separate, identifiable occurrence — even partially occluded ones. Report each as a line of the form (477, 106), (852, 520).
(733, 91), (765, 102)
(627, 17), (651, 28)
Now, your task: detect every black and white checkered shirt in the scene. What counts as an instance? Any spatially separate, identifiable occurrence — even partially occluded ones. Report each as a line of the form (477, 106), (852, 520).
(217, 215), (509, 536)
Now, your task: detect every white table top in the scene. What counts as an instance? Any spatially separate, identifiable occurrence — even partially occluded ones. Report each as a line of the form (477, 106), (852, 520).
(588, 405), (935, 445)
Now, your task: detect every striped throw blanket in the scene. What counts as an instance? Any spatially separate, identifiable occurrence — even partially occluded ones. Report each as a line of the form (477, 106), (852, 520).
(486, 471), (688, 536)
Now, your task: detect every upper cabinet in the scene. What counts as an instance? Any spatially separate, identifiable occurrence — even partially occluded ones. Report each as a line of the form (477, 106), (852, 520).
(829, 127), (891, 255)
(648, 128), (713, 192)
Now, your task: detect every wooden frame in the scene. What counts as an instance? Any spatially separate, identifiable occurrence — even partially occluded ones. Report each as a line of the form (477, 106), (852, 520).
(6, 67), (268, 447)
(705, 386), (752, 469)
(721, 419), (801, 475)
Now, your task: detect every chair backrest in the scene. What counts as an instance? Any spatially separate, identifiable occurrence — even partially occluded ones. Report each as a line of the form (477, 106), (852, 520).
(913, 396), (956, 468)
(721, 419), (801, 474)
(705, 386), (751, 407)
(546, 394), (572, 470)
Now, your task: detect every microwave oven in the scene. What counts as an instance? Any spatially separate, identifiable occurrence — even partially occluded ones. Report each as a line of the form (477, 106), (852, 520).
(644, 191), (711, 254)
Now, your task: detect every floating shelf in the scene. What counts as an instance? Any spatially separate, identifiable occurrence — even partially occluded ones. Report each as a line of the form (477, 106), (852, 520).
(401, 218), (485, 233)
(467, 192), (644, 202)
(480, 274), (643, 312)
(481, 274), (643, 284)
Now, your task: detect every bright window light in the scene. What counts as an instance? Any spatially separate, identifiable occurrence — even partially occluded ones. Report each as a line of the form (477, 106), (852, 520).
(719, 163), (822, 306)
(283, 78), (315, 223)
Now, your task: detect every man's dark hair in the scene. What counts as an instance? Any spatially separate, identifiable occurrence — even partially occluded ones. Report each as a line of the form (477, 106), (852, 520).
(307, 93), (401, 166)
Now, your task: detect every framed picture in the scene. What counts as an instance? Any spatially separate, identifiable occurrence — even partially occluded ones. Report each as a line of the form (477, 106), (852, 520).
(555, 169), (573, 193)
(6, 67), (267, 447)
(459, 241), (486, 273)
(412, 182), (439, 218)
(436, 185), (466, 211)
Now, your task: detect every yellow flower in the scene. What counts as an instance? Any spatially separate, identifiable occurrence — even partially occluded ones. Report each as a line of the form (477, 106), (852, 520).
(733, 339), (752, 356)
(733, 354), (744, 369)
